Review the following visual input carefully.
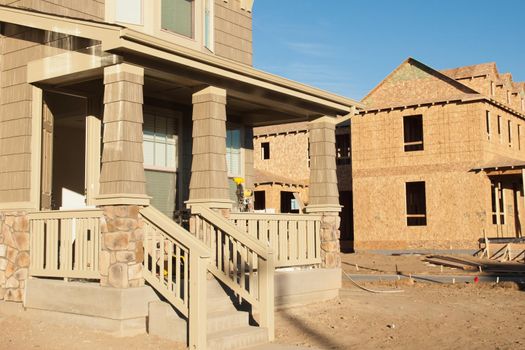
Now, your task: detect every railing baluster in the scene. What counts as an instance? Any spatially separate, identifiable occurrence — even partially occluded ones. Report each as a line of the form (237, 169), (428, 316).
(175, 245), (181, 298)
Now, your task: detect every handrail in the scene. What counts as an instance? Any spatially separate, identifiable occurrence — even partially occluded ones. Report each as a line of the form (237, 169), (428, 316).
(141, 206), (210, 256)
(189, 204), (275, 341)
(229, 212), (322, 221)
(140, 206), (210, 350)
(190, 205), (271, 258)
(28, 209), (102, 220)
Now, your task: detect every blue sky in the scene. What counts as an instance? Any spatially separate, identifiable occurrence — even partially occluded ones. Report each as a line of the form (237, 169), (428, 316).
(252, 0), (525, 101)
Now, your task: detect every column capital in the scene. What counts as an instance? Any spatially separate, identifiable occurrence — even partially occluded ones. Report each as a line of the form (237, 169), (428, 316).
(192, 86), (227, 105)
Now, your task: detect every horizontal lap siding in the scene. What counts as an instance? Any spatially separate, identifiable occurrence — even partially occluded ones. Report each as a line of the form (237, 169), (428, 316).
(0, 3), (101, 203)
(214, 0), (252, 66)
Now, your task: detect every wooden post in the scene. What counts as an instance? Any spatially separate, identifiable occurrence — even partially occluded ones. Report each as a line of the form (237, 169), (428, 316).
(188, 253), (209, 349)
(258, 252), (275, 341)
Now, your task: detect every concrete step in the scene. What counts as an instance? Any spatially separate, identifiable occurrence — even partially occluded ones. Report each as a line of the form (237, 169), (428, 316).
(207, 326), (268, 350)
(207, 294), (237, 313)
(207, 310), (249, 334)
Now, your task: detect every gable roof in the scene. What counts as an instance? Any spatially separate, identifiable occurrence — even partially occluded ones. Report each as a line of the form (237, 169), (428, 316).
(362, 57), (480, 108)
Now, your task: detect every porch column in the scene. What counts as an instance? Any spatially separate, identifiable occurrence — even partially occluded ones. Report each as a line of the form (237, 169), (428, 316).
(98, 63), (148, 205)
(306, 117), (342, 268)
(187, 86), (232, 209)
(98, 63), (147, 288)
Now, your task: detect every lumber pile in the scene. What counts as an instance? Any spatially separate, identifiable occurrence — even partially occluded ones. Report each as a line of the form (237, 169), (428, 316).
(425, 255), (525, 274)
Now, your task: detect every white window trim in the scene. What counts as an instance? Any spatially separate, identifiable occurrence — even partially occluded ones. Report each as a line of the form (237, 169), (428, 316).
(204, 0), (215, 52)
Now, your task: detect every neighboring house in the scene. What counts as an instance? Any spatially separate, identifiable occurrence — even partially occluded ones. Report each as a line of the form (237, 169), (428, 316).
(253, 121), (355, 243)
(0, 1), (361, 349)
(352, 57), (525, 252)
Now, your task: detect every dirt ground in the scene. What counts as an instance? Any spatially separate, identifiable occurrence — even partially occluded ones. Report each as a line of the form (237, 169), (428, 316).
(1, 253), (524, 350)
(341, 252), (478, 275)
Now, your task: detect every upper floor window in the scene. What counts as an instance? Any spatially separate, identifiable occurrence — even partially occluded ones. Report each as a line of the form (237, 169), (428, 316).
(518, 125), (522, 150)
(485, 111), (491, 140)
(497, 115), (502, 141)
(204, 0), (214, 51)
(116, 0), (143, 25)
(521, 99), (525, 112)
(261, 142), (270, 160)
(162, 0), (194, 38)
(403, 115), (423, 152)
(490, 81), (495, 96)
(508, 120), (512, 147)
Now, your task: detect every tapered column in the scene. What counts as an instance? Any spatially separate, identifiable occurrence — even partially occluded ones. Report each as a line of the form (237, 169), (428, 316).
(306, 117), (341, 268)
(98, 63), (149, 205)
(187, 86), (232, 209)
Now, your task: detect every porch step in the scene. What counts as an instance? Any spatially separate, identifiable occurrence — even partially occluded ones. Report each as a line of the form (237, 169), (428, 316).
(207, 310), (249, 334)
(206, 278), (269, 350)
(207, 326), (269, 350)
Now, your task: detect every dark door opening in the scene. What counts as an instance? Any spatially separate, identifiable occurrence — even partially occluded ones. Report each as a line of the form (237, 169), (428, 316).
(254, 191), (266, 210)
(280, 191), (299, 213)
(339, 191), (354, 252)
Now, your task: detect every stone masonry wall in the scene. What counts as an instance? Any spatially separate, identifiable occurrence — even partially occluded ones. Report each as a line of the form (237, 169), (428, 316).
(99, 206), (144, 288)
(0, 212), (29, 302)
(319, 212), (341, 268)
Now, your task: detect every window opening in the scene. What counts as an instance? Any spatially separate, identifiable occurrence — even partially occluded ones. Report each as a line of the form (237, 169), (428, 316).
(406, 181), (427, 226)
(261, 142), (270, 160)
(403, 115), (424, 151)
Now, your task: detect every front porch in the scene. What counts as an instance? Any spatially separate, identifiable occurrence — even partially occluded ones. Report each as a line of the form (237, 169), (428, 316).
(0, 8), (362, 350)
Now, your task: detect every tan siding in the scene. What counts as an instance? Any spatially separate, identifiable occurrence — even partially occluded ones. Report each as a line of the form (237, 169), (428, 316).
(0, 23), (99, 203)
(214, 0), (252, 65)
(0, 0), (105, 21)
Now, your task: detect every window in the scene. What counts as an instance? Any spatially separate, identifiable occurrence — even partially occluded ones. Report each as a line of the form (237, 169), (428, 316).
(254, 191), (266, 210)
(143, 113), (178, 218)
(508, 120), (512, 146)
(162, 0), (194, 38)
(336, 134), (351, 165)
(497, 116), (502, 141)
(522, 99), (525, 112)
(403, 115), (424, 151)
(116, 0), (142, 24)
(143, 114), (177, 170)
(485, 111), (491, 140)
(226, 128), (241, 177)
(280, 191), (299, 214)
(491, 181), (505, 225)
(204, 0), (214, 51)
(519, 125), (522, 150)
(406, 181), (427, 226)
(491, 81), (495, 96)
(507, 91), (511, 104)
(261, 142), (270, 160)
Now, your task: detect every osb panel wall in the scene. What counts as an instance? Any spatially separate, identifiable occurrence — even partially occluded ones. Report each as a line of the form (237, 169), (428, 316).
(481, 102), (525, 162)
(214, 0), (252, 65)
(254, 131), (310, 183)
(0, 24), (97, 203)
(364, 61), (474, 108)
(0, 0), (105, 20)
(353, 102), (484, 173)
(353, 170), (488, 250)
(253, 183), (308, 213)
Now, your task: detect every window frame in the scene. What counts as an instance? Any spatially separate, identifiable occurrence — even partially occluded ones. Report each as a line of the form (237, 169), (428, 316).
(226, 126), (243, 178)
(485, 110), (491, 140)
(143, 110), (180, 173)
(115, 0), (144, 25)
(161, 0), (196, 39)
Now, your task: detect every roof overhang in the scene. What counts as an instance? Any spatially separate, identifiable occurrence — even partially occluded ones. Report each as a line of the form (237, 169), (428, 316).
(0, 5), (363, 120)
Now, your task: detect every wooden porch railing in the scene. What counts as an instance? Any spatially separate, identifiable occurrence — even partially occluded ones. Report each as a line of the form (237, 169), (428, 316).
(28, 209), (102, 279)
(229, 213), (322, 268)
(140, 206), (210, 350)
(189, 205), (275, 341)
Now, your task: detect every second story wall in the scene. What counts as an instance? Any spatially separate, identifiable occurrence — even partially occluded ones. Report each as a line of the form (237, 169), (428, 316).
(214, 0), (252, 65)
(353, 102), (485, 174)
(0, 0), (105, 21)
(254, 124), (310, 182)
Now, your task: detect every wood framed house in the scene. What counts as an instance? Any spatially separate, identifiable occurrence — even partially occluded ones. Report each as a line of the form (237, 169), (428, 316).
(0, 1), (362, 349)
(352, 58), (525, 252)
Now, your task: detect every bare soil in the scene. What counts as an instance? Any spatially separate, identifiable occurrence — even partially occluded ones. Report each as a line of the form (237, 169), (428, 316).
(1, 253), (524, 350)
